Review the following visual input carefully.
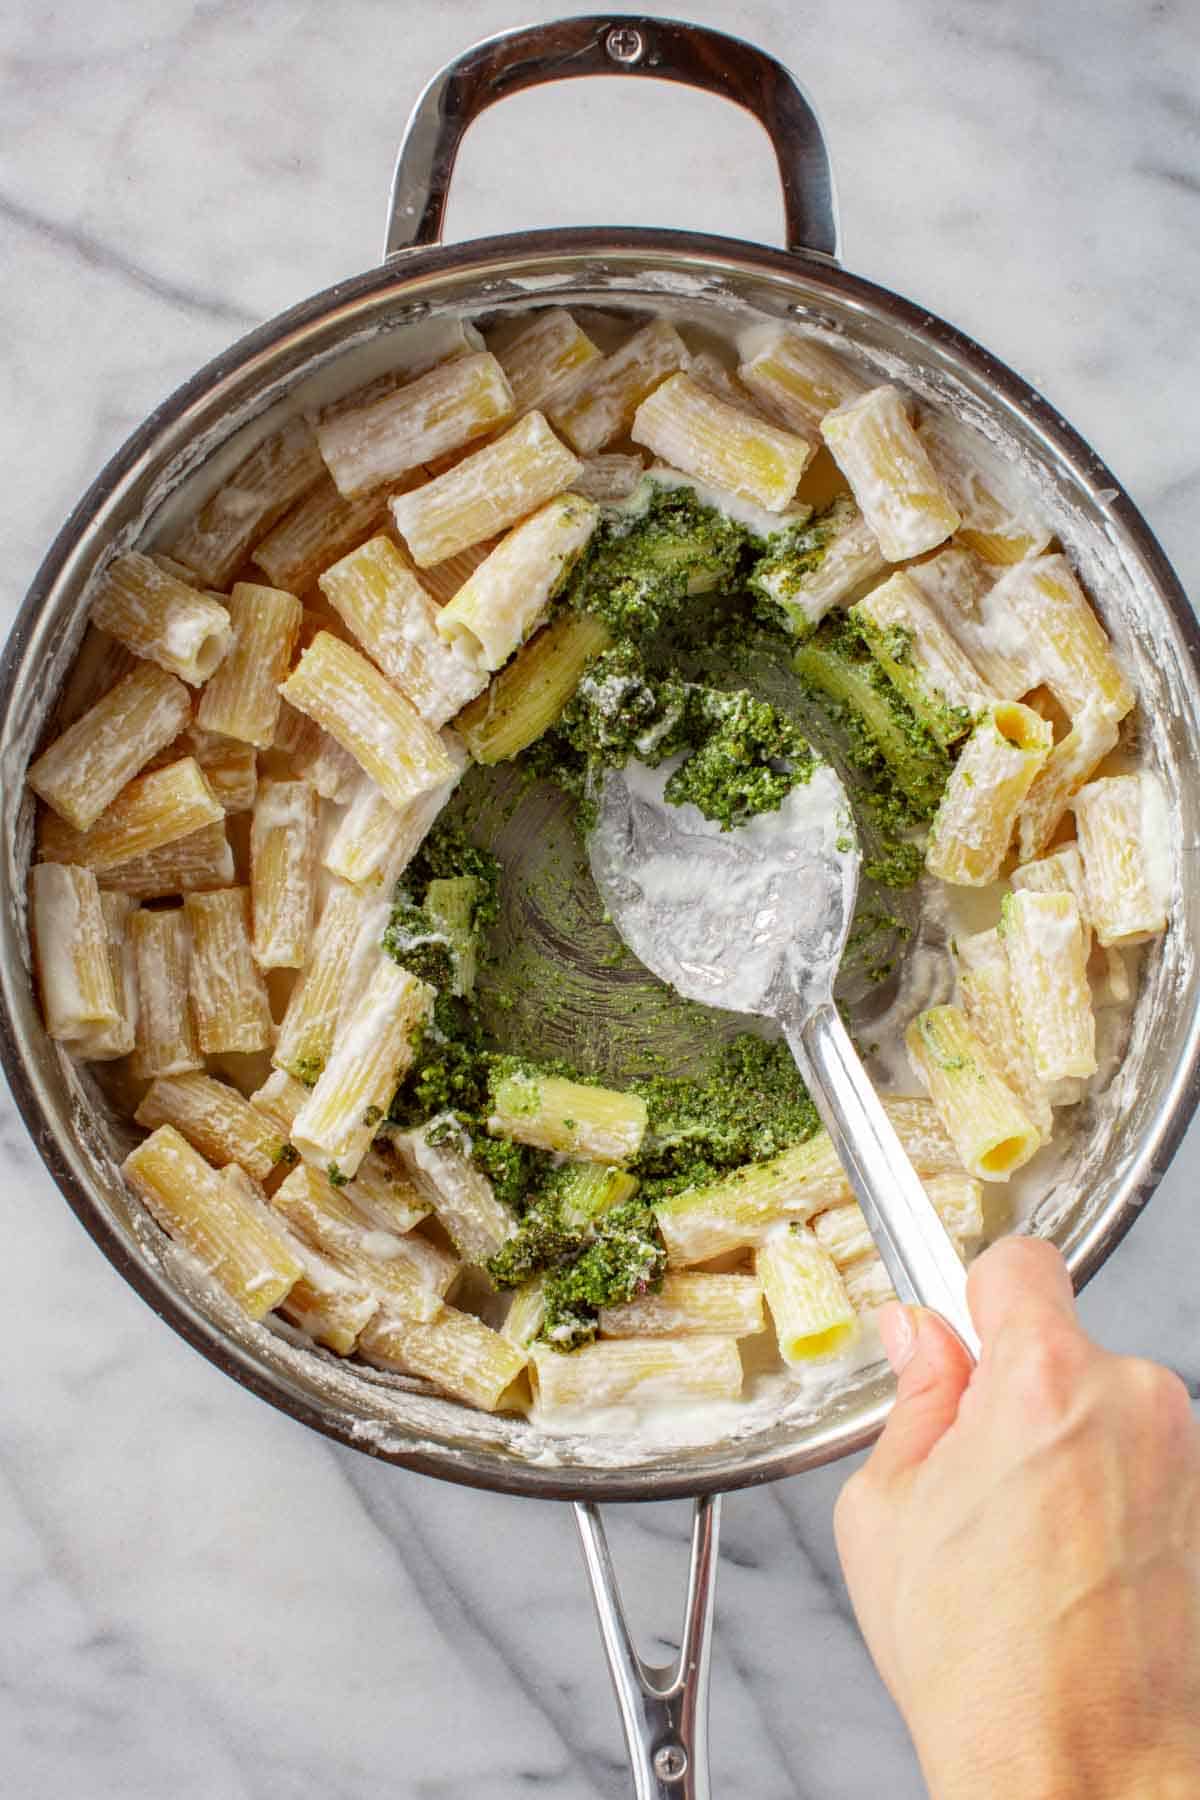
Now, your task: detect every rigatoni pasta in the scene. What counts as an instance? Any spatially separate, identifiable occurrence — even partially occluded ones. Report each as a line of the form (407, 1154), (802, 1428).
(250, 779), (319, 970)
(167, 416), (325, 587)
(821, 384), (960, 559)
(631, 372), (814, 511)
(390, 411), (582, 567)
(279, 632), (458, 814)
(435, 495), (599, 671)
(548, 318), (689, 454)
(906, 1006), (1042, 1181)
(925, 703), (1053, 885)
(135, 1072), (290, 1183)
(184, 888), (273, 1056)
(196, 580), (301, 747)
(130, 906), (202, 1079)
(29, 863), (120, 1043)
(316, 350), (513, 497)
(91, 553), (232, 685)
(28, 662), (192, 832)
(454, 610), (611, 763)
(1071, 772), (1170, 946)
(39, 757), (224, 873)
(318, 535), (487, 725)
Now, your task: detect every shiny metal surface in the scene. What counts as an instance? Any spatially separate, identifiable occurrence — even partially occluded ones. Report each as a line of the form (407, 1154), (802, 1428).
(784, 1001), (980, 1357)
(3, 235), (1198, 1502)
(1, 29), (1198, 1511)
(575, 1495), (720, 1799)
(385, 15), (838, 259)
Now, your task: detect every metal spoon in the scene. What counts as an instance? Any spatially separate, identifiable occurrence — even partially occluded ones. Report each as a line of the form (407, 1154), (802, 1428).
(588, 755), (981, 1356)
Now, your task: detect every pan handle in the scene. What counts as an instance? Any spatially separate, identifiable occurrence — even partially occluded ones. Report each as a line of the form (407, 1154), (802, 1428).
(384, 16), (838, 261)
(574, 1494), (721, 1799)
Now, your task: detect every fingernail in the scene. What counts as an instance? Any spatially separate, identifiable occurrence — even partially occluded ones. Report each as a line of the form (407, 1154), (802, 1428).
(877, 1303), (918, 1374)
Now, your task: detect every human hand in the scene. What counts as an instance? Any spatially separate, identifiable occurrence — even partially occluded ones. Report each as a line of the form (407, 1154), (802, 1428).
(834, 1238), (1200, 1800)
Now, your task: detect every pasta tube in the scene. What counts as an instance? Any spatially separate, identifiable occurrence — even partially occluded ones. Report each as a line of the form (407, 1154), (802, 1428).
(392, 1118), (516, 1262)
(29, 863), (120, 1042)
(151, 727), (258, 815)
(250, 778), (319, 970)
(167, 417), (325, 587)
(74, 890), (138, 1059)
(1016, 709), (1120, 863)
(987, 555), (1135, 722)
(122, 1125), (300, 1320)
(279, 632), (458, 813)
(135, 1072), (290, 1183)
(955, 927), (1053, 1140)
(631, 372), (814, 512)
(196, 581), (301, 747)
(343, 1146), (431, 1237)
(599, 1271), (763, 1339)
(269, 1163), (453, 1323)
(28, 662), (192, 832)
(757, 1226), (858, 1363)
(488, 1069), (647, 1162)
(455, 611), (610, 763)
(360, 1308), (527, 1413)
(919, 414), (1053, 565)
(130, 907), (202, 1078)
(277, 1237), (379, 1355)
(502, 1277), (546, 1350)
(904, 547), (1032, 700)
(493, 308), (602, 411)
(1010, 843), (1092, 933)
(820, 385), (960, 559)
(548, 318), (689, 454)
(39, 756), (225, 873)
(852, 570), (991, 746)
(755, 500), (887, 632)
(96, 820), (234, 901)
(435, 495), (599, 671)
(250, 474), (390, 593)
(290, 959), (432, 1181)
(655, 1101), (959, 1266)
(843, 1257), (896, 1313)
(425, 876), (480, 996)
(906, 1005), (1042, 1180)
(275, 704), (361, 805)
(390, 411), (582, 568)
(318, 536), (487, 725)
(1071, 772), (1170, 946)
(415, 538), (500, 607)
(812, 1171), (983, 1266)
(1000, 890), (1097, 1082)
(54, 626), (136, 731)
(272, 886), (371, 1083)
(322, 759), (463, 891)
(925, 703), (1053, 886)
(91, 553), (232, 685)
(529, 1336), (743, 1412)
(316, 351), (514, 497)
(737, 329), (865, 432)
(184, 888), (273, 1055)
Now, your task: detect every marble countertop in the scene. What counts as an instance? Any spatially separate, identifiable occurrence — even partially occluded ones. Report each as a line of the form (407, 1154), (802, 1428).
(2, 3), (1198, 1795)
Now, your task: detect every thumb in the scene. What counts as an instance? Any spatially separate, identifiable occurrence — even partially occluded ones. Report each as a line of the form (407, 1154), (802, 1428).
(865, 1304), (974, 1488)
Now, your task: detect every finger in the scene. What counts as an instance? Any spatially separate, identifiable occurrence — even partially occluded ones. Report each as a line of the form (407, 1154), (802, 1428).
(966, 1237), (1077, 1347)
(864, 1304), (975, 1488)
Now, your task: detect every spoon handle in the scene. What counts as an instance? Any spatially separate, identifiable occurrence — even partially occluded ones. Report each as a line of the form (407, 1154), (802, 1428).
(782, 998), (981, 1359)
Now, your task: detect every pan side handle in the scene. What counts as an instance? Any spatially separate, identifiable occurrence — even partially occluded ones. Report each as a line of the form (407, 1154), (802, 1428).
(574, 1494), (721, 1800)
(384, 16), (838, 261)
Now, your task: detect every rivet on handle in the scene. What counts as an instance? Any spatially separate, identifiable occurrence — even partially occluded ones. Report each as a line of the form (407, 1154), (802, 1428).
(605, 24), (646, 64)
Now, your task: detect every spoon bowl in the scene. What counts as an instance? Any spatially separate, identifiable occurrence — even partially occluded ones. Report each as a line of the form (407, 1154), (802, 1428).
(589, 755), (982, 1356)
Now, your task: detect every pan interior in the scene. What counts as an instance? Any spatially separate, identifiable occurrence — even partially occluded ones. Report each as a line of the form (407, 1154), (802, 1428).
(4, 240), (1197, 1497)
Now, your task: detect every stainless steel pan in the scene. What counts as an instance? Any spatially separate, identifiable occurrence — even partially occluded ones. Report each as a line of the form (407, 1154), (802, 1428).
(3, 18), (1198, 1797)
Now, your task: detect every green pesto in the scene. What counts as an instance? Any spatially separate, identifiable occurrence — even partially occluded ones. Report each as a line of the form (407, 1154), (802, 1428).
(327, 1163), (348, 1188)
(916, 1012), (971, 1073)
(406, 822), (502, 929)
(291, 1054), (322, 1088)
(273, 1140), (299, 1166)
(792, 615), (952, 820)
(746, 495), (852, 630)
(539, 1199), (666, 1352)
(565, 482), (749, 638)
(853, 609), (974, 749)
(863, 839), (925, 888)
(630, 1033), (822, 1205)
(843, 904), (913, 986)
(381, 901), (456, 989)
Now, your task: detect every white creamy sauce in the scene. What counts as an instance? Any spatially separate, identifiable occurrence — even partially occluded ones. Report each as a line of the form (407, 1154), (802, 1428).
(15, 284), (1184, 1475)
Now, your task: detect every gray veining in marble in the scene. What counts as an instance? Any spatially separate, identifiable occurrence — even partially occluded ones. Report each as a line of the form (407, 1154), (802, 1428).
(2, 2), (1197, 1795)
